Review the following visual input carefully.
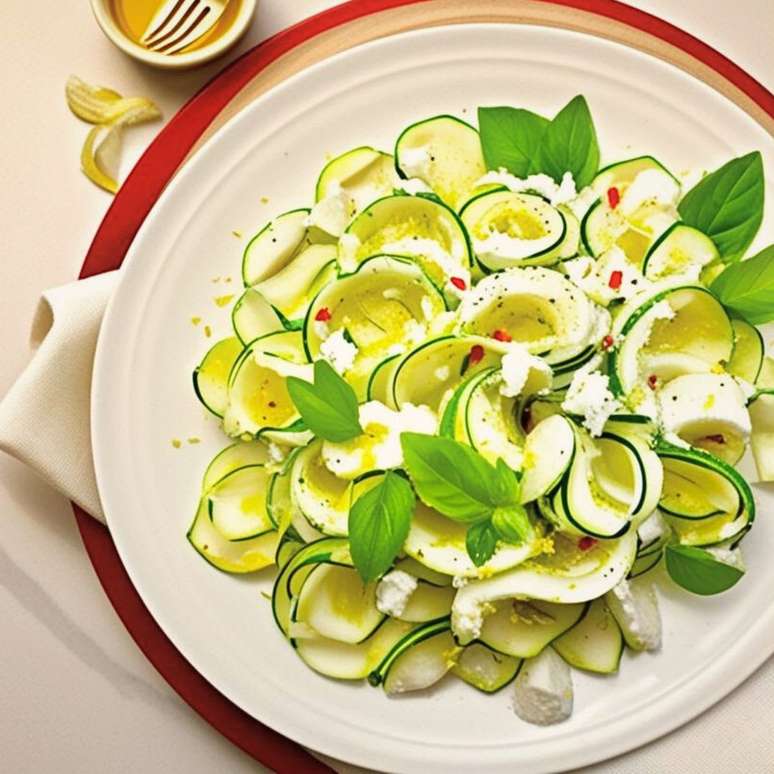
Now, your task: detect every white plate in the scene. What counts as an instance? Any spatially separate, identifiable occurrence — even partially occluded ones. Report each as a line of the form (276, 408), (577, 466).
(93, 23), (774, 774)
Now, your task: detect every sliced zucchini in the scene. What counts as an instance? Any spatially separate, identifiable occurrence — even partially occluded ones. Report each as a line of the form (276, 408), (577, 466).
(252, 244), (338, 323)
(591, 155), (680, 199)
(550, 426), (662, 538)
(271, 537), (350, 635)
(456, 267), (602, 363)
(192, 337), (243, 417)
(303, 254), (445, 396)
(187, 499), (277, 574)
(439, 366), (535, 470)
(451, 531), (637, 644)
(397, 582), (455, 623)
(642, 222), (718, 280)
(404, 501), (543, 579)
(202, 440), (270, 492)
(294, 563), (383, 644)
(290, 440), (352, 536)
(608, 284), (734, 402)
(658, 373), (750, 465)
(366, 353), (401, 406)
(749, 392), (774, 481)
(390, 335), (510, 411)
(231, 288), (284, 345)
(478, 600), (586, 658)
(628, 551), (663, 579)
(395, 115), (486, 210)
(242, 208), (311, 287)
(339, 194), (472, 294)
(656, 440), (754, 545)
(207, 464), (273, 541)
(460, 190), (566, 271)
(368, 618), (454, 692)
(520, 414), (576, 503)
(223, 346), (312, 444)
(727, 318), (764, 383)
(316, 146), (395, 212)
(451, 643), (521, 693)
(393, 557), (453, 587)
(294, 618), (414, 680)
(557, 204), (581, 259)
(553, 597), (623, 673)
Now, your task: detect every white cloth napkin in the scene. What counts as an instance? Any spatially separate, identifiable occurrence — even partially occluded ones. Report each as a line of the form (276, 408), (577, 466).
(0, 271), (118, 523)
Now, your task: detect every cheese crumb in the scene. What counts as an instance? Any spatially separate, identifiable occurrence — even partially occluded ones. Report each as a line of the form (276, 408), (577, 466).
(562, 356), (620, 436)
(319, 330), (358, 375)
(376, 570), (418, 617)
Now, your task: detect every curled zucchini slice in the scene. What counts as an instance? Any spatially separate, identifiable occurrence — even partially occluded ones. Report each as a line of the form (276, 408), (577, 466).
(451, 643), (522, 693)
(339, 194), (472, 296)
(304, 254), (446, 397)
(192, 336), (243, 418)
(395, 115), (486, 210)
(461, 190), (567, 271)
(316, 146), (395, 213)
(642, 222), (718, 280)
(457, 267), (606, 365)
(553, 597), (623, 674)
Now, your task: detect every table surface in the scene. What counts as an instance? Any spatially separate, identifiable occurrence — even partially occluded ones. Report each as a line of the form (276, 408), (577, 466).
(1, 1), (772, 772)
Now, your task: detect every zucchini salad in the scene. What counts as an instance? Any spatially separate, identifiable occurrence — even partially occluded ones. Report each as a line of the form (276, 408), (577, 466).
(188, 96), (773, 725)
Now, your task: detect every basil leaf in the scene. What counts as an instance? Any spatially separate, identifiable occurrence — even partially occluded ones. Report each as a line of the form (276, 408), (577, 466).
(491, 504), (532, 544)
(466, 520), (499, 567)
(710, 244), (774, 324)
(478, 106), (548, 177)
(348, 471), (415, 583)
(400, 433), (497, 522)
(665, 544), (744, 595)
(678, 151), (764, 262)
(491, 458), (520, 506)
(286, 359), (363, 442)
(539, 95), (600, 189)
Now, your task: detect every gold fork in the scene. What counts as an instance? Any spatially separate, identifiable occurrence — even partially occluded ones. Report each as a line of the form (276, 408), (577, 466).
(141, 0), (227, 55)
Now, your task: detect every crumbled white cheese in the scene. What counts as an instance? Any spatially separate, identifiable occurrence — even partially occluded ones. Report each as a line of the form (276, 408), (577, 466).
(375, 570), (418, 617)
(321, 401), (437, 479)
(403, 318), (427, 346)
(387, 342), (406, 357)
(512, 647), (574, 726)
(637, 509), (668, 551)
(383, 287), (403, 300)
(605, 578), (662, 651)
(500, 345), (553, 398)
(452, 575), (469, 589)
(434, 365), (451, 381)
(565, 184), (598, 220)
(305, 182), (352, 237)
(398, 147), (432, 179)
(384, 236), (468, 289)
(562, 356), (621, 436)
(319, 329), (358, 375)
(476, 169), (577, 206)
(564, 246), (651, 306)
(420, 295), (435, 320)
(620, 168), (679, 216)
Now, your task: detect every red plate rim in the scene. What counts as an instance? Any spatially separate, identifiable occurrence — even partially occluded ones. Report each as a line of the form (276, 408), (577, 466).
(74, 1), (773, 770)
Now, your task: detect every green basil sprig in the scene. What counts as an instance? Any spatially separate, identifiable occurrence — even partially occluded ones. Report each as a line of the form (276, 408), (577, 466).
(665, 544), (744, 595)
(286, 359), (362, 442)
(348, 471), (416, 583)
(711, 244), (774, 324)
(478, 95), (600, 188)
(400, 433), (532, 566)
(678, 151), (764, 263)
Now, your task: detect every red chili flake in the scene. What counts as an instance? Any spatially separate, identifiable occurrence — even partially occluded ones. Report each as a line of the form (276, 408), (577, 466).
(607, 186), (621, 209)
(314, 307), (332, 322)
(647, 374), (658, 390)
(608, 270), (623, 290)
(705, 434), (726, 444)
(492, 329), (512, 342)
(601, 335), (614, 350)
(468, 344), (485, 366)
(578, 536), (598, 551)
(450, 276), (467, 291)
